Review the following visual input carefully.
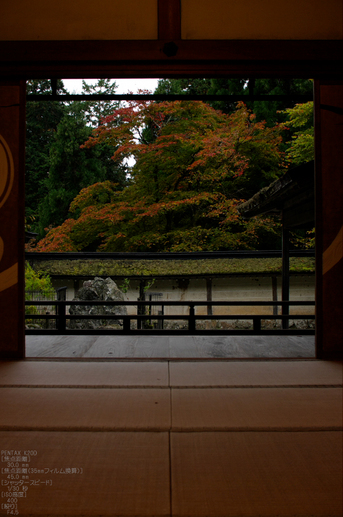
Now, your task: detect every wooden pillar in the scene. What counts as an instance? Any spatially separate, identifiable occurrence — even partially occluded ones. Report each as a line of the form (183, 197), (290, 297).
(314, 81), (343, 359)
(0, 81), (26, 358)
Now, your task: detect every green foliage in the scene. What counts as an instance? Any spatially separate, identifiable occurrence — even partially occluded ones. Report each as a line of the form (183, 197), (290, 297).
(26, 80), (127, 237)
(25, 262), (55, 324)
(143, 279), (155, 292)
(25, 79), (68, 226)
(69, 181), (121, 216)
(246, 78), (313, 126)
(155, 78), (213, 96)
(37, 108), (114, 236)
(290, 228), (315, 249)
(36, 100), (286, 252)
(72, 81), (129, 188)
(119, 278), (130, 293)
(80, 79), (120, 127)
(25, 262), (54, 298)
(280, 102), (314, 165)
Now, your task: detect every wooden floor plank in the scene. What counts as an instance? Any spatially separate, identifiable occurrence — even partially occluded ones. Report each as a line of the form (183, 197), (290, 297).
(26, 335), (315, 359)
(83, 335), (139, 358)
(27, 335), (98, 358)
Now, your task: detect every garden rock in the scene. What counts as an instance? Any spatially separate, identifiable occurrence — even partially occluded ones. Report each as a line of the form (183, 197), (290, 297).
(69, 277), (127, 329)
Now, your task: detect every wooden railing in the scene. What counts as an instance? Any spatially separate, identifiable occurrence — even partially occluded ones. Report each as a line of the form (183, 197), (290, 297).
(25, 300), (315, 335)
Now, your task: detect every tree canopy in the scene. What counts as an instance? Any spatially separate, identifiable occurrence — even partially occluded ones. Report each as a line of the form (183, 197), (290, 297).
(37, 107), (110, 235)
(25, 79), (128, 236)
(155, 78), (313, 126)
(36, 100), (286, 252)
(25, 79), (67, 223)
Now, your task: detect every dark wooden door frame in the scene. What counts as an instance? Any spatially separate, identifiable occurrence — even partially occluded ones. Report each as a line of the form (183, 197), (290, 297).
(1, 39), (342, 80)
(0, 33), (342, 359)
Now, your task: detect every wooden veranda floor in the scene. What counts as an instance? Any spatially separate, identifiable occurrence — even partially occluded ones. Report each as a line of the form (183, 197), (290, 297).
(25, 334), (315, 358)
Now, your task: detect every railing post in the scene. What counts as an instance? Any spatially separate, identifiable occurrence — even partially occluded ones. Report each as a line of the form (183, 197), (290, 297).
(157, 304), (164, 330)
(57, 302), (66, 333)
(137, 303), (141, 330)
(44, 311), (49, 330)
(272, 276), (278, 316)
(253, 316), (261, 332)
(123, 316), (130, 332)
(189, 304), (196, 332)
(282, 224), (290, 329)
(137, 280), (146, 329)
(206, 278), (213, 316)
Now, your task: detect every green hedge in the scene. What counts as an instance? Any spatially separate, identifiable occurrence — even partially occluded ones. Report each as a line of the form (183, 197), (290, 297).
(32, 257), (315, 278)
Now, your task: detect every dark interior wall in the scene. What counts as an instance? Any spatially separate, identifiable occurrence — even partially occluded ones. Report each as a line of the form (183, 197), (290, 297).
(1, 0), (342, 41)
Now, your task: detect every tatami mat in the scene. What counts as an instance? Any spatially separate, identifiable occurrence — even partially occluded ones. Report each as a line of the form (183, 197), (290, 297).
(0, 431), (170, 516)
(1, 359), (342, 516)
(171, 387), (342, 430)
(2, 360), (342, 388)
(0, 388), (170, 430)
(169, 360), (343, 387)
(171, 431), (343, 517)
(2, 385), (341, 432)
(0, 360), (169, 387)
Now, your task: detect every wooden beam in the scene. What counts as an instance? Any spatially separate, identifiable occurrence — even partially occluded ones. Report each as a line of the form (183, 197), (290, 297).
(1, 40), (342, 79)
(26, 94), (313, 102)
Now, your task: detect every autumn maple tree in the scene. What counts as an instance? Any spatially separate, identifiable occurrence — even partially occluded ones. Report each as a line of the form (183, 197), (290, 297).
(36, 99), (287, 252)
